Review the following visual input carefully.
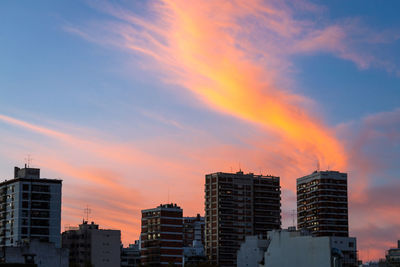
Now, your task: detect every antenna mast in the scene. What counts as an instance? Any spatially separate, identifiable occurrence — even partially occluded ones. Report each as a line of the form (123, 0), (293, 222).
(84, 205), (91, 222)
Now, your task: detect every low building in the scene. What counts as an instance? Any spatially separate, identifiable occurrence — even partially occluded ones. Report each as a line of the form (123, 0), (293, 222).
(62, 221), (121, 267)
(386, 240), (400, 267)
(238, 229), (358, 267)
(237, 235), (270, 267)
(0, 239), (68, 267)
(121, 241), (140, 267)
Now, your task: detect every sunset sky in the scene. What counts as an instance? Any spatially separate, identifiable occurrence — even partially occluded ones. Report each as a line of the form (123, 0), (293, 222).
(1, 0), (400, 262)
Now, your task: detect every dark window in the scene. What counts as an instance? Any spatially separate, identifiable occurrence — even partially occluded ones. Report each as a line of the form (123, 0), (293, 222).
(31, 219), (49, 227)
(31, 185), (50, 192)
(21, 227), (28, 234)
(22, 193), (29, 200)
(31, 210), (49, 218)
(30, 228), (49, 235)
(31, 202), (49, 209)
(22, 184), (29, 191)
(31, 193), (50, 201)
(22, 202), (29, 208)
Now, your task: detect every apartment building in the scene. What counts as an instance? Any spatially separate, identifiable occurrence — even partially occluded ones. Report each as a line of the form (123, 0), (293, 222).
(0, 166), (62, 247)
(205, 171), (281, 267)
(141, 203), (183, 266)
(297, 170), (349, 237)
(62, 221), (121, 267)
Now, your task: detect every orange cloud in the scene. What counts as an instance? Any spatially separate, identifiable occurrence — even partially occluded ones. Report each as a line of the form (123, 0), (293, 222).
(92, 0), (347, 170)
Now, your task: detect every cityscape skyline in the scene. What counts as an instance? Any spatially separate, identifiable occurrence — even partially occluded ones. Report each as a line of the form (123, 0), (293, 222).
(1, 0), (400, 263)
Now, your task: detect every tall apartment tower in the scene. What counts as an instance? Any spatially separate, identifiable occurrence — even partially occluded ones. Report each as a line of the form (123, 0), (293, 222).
(297, 170), (349, 237)
(205, 171), (281, 267)
(141, 203), (183, 266)
(0, 166), (62, 247)
(62, 221), (121, 267)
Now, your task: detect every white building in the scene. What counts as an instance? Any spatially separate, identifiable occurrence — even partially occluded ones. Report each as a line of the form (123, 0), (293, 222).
(62, 221), (121, 267)
(1, 239), (68, 267)
(0, 166), (62, 247)
(237, 229), (358, 267)
(237, 235), (270, 267)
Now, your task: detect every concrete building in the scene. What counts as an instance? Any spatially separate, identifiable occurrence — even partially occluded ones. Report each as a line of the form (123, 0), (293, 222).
(205, 171), (281, 267)
(141, 203), (183, 266)
(238, 229), (357, 267)
(62, 221), (121, 267)
(183, 214), (205, 248)
(237, 235), (270, 267)
(297, 170), (349, 237)
(0, 239), (68, 267)
(121, 241), (141, 267)
(386, 240), (400, 267)
(0, 166), (62, 248)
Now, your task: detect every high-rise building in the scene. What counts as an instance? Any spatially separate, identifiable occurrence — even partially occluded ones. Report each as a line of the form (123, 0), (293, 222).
(0, 166), (62, 247)
(183, 214), (205, 247)
(62, 221), (121, 267)
(297, 170), (349, 237)
(205, 171), (281, 267)
(141, 203), (183, 266)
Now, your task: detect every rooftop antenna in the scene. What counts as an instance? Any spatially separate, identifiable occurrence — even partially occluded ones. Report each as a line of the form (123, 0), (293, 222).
(24, 154), (33, 168)
(291, 209), (296, 227)
(239, 162), (241, 172)
(316, 160), (320, 172)
(84, 205), (91, 222)
(167, 187), (170, 203)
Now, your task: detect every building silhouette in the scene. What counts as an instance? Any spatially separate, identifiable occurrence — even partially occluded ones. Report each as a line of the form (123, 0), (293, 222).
(297, 170), (349, 237)
(205, 171), (281, 267)
(0, 166), (62, 247)
(141, 203), (183, 266)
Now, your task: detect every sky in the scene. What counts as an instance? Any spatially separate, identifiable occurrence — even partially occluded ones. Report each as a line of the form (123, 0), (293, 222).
(1, 0), (400, 262)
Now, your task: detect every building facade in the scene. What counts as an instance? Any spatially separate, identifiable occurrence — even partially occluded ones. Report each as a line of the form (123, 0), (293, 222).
(183, 214), (205, 247)
(257, 229), (358, 267)
(297, 170), (349, 237)
(0, 166), (62, 247)
(0, 239), (68, 267)
(141, 203), (183, 266)
(237, 235), (270, 267)
(62, 221), (121, 267)
(205, 171), (281, 267)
